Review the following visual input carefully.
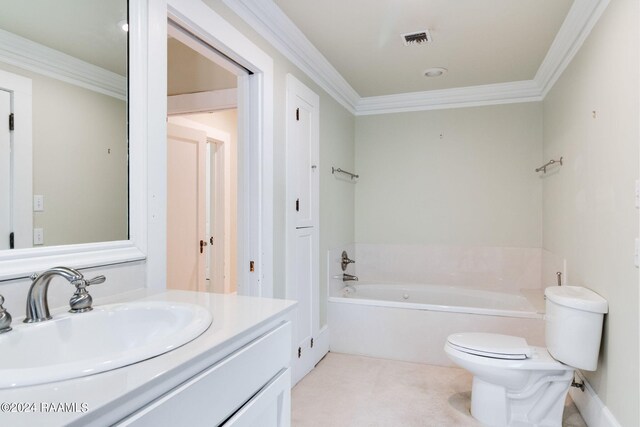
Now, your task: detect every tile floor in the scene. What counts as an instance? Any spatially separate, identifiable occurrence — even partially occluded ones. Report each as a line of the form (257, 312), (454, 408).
(292, 352), (586, 427)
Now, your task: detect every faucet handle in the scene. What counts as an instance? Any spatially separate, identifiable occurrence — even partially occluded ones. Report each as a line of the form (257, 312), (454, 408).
(0, 294), (12, 333)
(86, 275), (106, 286)
(69, 275), (106, 313)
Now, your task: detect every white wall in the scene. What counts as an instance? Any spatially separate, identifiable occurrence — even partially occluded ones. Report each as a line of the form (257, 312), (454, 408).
(542, 1), (639, 425)
(0, 62), (128, 247)
(355, 103), (543, 248)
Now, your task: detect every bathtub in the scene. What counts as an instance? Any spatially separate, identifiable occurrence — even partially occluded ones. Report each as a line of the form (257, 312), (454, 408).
(328, 282), (545, 366)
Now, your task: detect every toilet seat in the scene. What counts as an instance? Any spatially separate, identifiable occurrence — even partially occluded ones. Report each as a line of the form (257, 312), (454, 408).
(447, 333), (532, 360)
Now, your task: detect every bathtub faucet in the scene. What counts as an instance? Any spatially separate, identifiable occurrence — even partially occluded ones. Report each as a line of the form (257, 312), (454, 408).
(342, 273), (359, 282)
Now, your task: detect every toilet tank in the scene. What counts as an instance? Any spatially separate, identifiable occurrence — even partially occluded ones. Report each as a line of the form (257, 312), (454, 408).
(545, 286), (608, 371)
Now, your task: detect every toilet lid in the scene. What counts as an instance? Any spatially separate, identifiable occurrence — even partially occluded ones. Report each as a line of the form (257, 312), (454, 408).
(447, 333), (532, 360)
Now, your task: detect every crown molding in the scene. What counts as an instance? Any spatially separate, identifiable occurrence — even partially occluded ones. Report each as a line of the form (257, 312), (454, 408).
(355, 80), (542, 116)
(0, 28), (126, 100)
(534, 0), (610, 97)
(222, 0), (359, 114)
(223, 0), (609, 115)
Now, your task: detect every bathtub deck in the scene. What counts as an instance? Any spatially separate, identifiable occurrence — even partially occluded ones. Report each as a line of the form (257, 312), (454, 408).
(292, 352), (586, 427)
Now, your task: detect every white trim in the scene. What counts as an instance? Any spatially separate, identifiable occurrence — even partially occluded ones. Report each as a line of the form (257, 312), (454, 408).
(569, 371), (622, 427)
(0, 1), (147, 282)
(355, 80), (542, 116)
(165, 0), (274, 298)
(222, 0), (358, 114)
(0, 69), (32, 250)
(0, 28), (126, 100)
(534, 0), (611, 97)
(224, 0), (609, 114)
(167, 89), (238, 115)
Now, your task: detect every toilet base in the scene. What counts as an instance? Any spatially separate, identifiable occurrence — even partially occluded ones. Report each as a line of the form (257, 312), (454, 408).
(469, 371), (573, 427)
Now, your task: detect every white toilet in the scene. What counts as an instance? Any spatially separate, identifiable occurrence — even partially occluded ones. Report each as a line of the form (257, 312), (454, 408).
(444, 286), (608, 427)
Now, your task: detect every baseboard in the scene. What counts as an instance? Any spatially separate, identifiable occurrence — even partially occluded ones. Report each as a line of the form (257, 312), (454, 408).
(312, 326), (330, 367)
(569, 371), (621, 427)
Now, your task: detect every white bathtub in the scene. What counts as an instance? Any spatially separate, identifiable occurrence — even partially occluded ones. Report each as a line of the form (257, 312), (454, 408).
(328, 282), (545, 366)
(335, 283), (541, 318)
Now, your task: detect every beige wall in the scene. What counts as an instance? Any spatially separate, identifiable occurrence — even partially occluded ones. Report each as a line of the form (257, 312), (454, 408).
(203, 0), (356, 325)
(355, 103), (543, 248)
(542, 1), (639, 425)
(0, 62), (128, 247)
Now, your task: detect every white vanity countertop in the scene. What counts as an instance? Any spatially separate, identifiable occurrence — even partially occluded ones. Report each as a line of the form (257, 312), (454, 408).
(0, 290), (296, 427)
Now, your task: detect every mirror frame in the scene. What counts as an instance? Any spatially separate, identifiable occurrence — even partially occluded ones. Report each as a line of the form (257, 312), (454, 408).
(0, 0), (147, 281)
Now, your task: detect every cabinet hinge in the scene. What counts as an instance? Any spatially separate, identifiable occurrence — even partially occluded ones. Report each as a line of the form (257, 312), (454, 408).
(249, 260), (255, 272)
(9, 113), (14, 131)
(296, 108), (299, 121)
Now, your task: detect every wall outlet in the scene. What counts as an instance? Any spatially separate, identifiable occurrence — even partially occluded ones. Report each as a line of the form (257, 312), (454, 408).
(33, 195), (44, 212)
(33, 228), (44, 245)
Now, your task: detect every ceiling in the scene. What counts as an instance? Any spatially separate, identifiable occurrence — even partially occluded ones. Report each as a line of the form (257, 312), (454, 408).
(0, 0), (127, 76)
(273, 0), (573, 97)
(167, 38), (238, 96)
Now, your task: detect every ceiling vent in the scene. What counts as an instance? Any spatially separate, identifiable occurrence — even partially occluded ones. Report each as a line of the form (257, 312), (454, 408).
(401, 30), (432, 46)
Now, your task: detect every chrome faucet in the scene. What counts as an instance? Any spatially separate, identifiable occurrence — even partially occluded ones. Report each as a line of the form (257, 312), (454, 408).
(0, 295), (12, 333)
(24, 267), (105, 323)
(342, 273), (359, 282)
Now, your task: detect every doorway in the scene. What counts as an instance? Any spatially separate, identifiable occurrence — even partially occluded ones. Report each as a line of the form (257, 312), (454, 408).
(166, 24), (240, 294)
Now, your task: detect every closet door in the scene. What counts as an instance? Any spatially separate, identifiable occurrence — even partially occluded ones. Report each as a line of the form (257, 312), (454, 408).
(285, 74), (320, 385)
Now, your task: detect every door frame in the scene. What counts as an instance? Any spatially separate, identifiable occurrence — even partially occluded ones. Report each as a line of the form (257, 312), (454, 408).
(151, 0), (274, 296)
(0, 69), (32, 250)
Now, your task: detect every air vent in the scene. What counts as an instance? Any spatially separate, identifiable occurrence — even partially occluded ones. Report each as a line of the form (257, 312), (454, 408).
(401, 30), (432, 46)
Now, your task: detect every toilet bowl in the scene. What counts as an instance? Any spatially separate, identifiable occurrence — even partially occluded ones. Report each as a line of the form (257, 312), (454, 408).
(445, 286), (608, 427)
(445, 333), (573, 427)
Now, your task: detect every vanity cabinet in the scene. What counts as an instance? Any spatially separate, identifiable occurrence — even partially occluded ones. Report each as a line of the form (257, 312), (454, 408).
(117, 321), (292, 427)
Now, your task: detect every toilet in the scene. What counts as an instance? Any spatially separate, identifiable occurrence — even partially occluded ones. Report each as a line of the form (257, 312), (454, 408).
(444, 286), (608, 427)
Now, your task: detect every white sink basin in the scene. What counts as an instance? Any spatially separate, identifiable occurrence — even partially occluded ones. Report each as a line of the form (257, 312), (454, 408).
(0, 301), (213, 388)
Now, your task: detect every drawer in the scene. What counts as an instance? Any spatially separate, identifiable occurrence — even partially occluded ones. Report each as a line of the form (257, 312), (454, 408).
(222, 368), (290, 427)
(117, 321), (291, 427)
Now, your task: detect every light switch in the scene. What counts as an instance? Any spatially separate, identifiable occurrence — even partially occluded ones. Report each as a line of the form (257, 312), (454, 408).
(33, 228), (44, 245)
(34, 195), (44, 212)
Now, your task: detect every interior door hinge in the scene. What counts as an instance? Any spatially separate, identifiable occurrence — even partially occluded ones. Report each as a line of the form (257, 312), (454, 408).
(298, 346), (302, 358)
(295, 198), (300, 212)
(9, 232), (14, 249)
(296, 108), (299, 121)
(310, 338), (314, 348)
(249, 260), (255, 272)
(9, 113), (14, 131)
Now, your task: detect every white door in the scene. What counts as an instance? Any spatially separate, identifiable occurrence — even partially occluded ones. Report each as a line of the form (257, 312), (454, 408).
(285, 74), (320, 384)
(167, 123), (207, 291)
(0, 90), (10, 250)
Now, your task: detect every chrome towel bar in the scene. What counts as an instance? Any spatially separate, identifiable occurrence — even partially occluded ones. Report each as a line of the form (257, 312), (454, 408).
(332, 167), (359, 180)
(535, 157), (563, 174)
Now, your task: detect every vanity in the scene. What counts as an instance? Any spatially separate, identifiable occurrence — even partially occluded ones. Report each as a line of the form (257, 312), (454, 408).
(0, 290), (296, 426)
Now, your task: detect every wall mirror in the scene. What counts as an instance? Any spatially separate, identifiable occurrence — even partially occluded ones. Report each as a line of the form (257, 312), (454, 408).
(0, 0), (128, 251)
